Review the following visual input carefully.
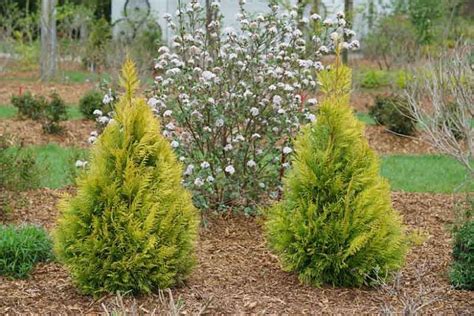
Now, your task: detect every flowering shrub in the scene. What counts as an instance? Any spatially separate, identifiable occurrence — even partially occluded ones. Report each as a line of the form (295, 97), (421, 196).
(148, 0), (359, 212)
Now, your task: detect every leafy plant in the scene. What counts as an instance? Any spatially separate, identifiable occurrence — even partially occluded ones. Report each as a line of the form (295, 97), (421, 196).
(265, 56), (408, 287)
(363, 15), (418, 70)
(0, 135), (43, 191)
(0, 224), (53, 279)
(450, 219), (473, 290)
(359, 69), (390, 89)
(41, 92), (68, 134)
(11, 91), (68, 134)
(11, 91), (45, 120)
(149, 1), (359, 212)
(54, 60), (199, 296)
(369, 94), (417, 136)
(79, 90), (104, 120)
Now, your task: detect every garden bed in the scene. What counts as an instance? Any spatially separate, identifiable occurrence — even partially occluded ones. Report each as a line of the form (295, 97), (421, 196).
(0, 191), (472, 314)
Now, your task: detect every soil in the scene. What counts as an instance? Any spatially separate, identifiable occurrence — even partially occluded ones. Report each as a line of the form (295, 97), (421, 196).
(0, 118), (95, 148)
(364, 125), (436, 155)
(1, 190), (473, 314)
(0, 80), (94, 105)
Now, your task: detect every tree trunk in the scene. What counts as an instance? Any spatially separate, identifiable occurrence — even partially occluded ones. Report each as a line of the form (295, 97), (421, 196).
(342, 0), (353, 65)
(40, 0), (57, 81)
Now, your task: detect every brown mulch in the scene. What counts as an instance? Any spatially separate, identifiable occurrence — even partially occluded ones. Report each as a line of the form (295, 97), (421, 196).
(365, 125), (436, 155)
(0, 190), (473, 314)
(0, 81), (94, 105)
(0, 117), (437, 154)
(0, 119), (94, 148)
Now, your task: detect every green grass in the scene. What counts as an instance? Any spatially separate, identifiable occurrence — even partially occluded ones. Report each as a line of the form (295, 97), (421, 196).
(61, 70), (111, 84)
(381, 155), (473, 193)
(21, 144), (87, 189)
(0, 224), (53, 279)
(0, 105), (84, 120)
(5, 143), (473, 193)
(356, 112), (377, 125)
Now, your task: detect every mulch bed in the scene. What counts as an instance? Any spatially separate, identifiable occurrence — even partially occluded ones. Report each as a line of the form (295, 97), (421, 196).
(1, 190), (472, 314)
(364, 125), (436, 155)
(0, 117), (437, 155)
(0, 119), (95, 148)
(0, 81), (94, 105)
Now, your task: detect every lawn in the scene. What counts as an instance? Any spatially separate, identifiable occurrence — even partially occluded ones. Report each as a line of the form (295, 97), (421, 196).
(381, 155), (473, 193)
(31, 144), (87, 189)
(26, 144), (472, 193)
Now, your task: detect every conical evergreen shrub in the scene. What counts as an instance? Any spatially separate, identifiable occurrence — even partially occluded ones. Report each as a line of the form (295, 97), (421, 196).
(265, 57), (408, 287)
(54, 60), (199, 296)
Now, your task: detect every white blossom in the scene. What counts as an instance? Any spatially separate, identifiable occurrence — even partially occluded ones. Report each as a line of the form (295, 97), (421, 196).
(93, 109), (102, 117)
(282, 146), (293, 154)
(250, 107), (259, 116)
(201, 161), (210, 169)
(171, 140), (180, 148)
(194, 177), (204, 187)
(225, 165), (235, 175)
(247, 160), (257, 168)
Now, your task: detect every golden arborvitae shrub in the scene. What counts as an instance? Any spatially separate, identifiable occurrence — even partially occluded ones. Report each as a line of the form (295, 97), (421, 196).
(265, 58), (409, 287)
(54, 60), (199, 296)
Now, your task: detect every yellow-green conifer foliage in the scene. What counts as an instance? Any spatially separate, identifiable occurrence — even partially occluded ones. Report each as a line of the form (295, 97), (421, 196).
(54, 60), (199, 296)
(265, 57), (409, 287)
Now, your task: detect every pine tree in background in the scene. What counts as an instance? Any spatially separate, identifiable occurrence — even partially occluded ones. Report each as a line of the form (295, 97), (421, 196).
(265, 54), (408, 287)
(54, 59), (199, 296)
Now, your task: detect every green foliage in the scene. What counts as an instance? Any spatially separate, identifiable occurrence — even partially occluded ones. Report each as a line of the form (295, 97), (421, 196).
(369, 94), (417, 136)
(10, 92), (68, 134)
(0, 135), (43, 191)
(79, 90), (103, 120)
(0, 224), (53, 279)
(265, 61), (408, 287)
(41, 92), (68, 134)
(359, 69), (391, 89)
(407, 0), (444, 44)
(450, 220), (474, 290)
(363, 15), (418, 70)
(11, 92), (45, 120)
(54, 60), (199, 296)
(84, 17), (112, 70)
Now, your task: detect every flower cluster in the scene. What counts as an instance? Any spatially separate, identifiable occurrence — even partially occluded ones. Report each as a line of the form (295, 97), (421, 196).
(148, 1), (357, 212)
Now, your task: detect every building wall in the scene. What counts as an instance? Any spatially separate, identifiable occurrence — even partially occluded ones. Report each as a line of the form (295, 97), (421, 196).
(111, 0), (392, 41)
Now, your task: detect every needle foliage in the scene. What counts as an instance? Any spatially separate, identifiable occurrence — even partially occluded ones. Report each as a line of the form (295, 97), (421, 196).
(265, 57), (409, 287)
(54, 59), (199, 296)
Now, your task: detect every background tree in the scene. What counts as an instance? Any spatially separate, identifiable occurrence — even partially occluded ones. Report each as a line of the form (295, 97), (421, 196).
(342, 0), (353, 64)
(40, 0), (57, 81)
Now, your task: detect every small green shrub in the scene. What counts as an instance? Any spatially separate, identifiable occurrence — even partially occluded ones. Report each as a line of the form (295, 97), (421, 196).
(266, 61), (408, 287)
(0, 135), (43, 191)
(450, 220), (474, 290)
(11, 91), (67, 134)
(79, 90), (103, 120)
(54, 60), (199, 296)
(11, 92), (45, 120)
(436, 102), (465, 140)
(0, 224), (53, 279)
(41, 92), (68, 134)
(360, 69), (390, 89)
(369, 94), (417, 136)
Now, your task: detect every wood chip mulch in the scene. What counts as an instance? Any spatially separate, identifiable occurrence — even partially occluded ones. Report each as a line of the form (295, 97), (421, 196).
(0, 81), (94, 105)
(1, 118), (437, 155)
(0, 119), (94, 148)
(1, 190), (473, 314)
(365, 125), (436, 155)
